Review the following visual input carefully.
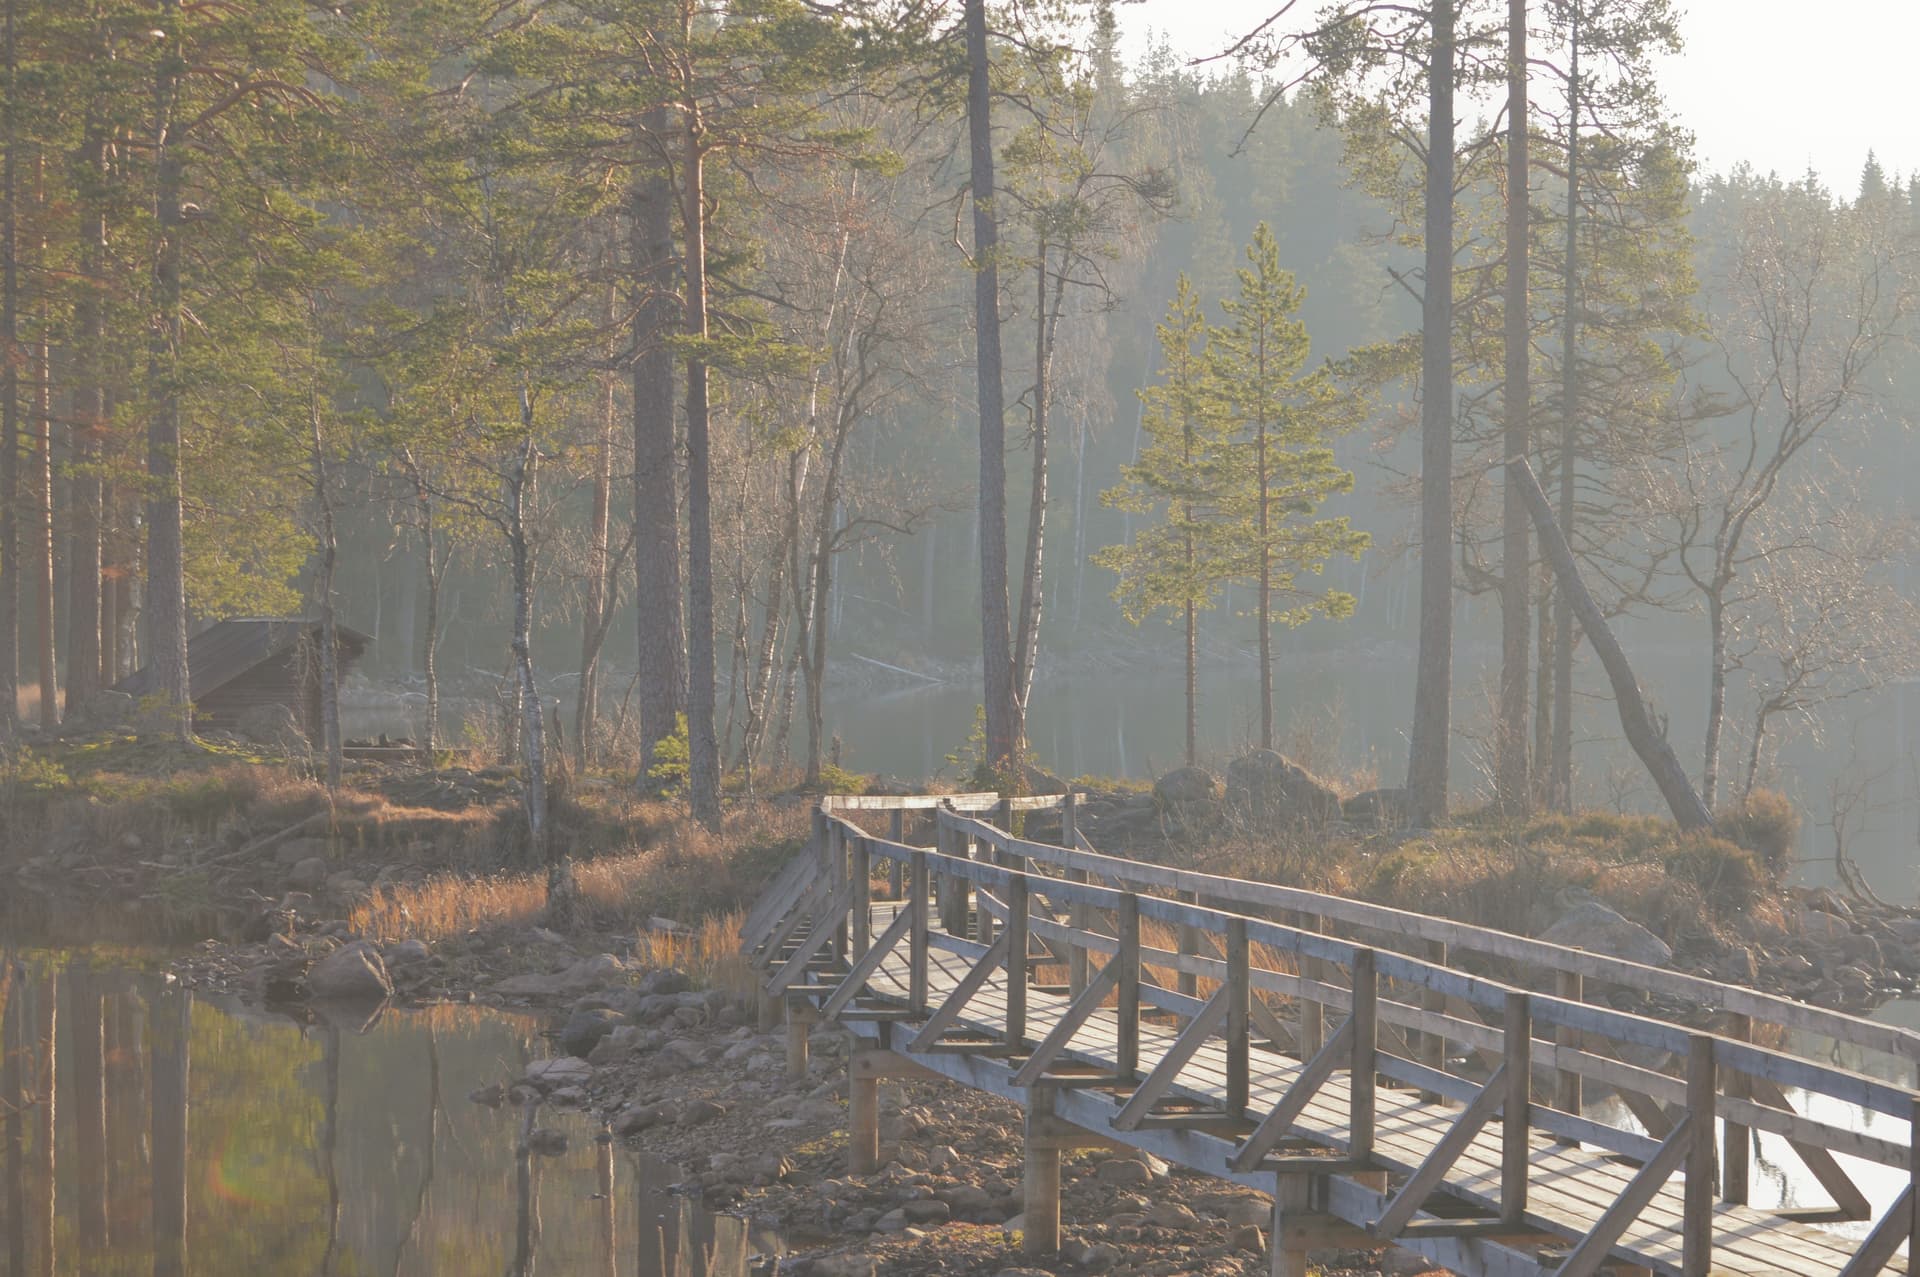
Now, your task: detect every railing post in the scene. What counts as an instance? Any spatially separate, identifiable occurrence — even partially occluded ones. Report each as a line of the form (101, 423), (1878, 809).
(1177, 889), (1200, 998)
(1116, 893), (1141, 1079)
(1006, 872), (1029, 1046)
(850, 836), (871, 959)
(1349, 948), (1376, 1164)
(1721, 1013), (1750, 1204)
(1067, 872), (1090, 998)
(1503, 992), (1531, 1226)
(938, 821), (967, 935)
(909, 850), (929, 1015)
(1683, 1033), (1716, 1277)
(1554, 970), (1583, 1129)
(1227, 916), (1250, 1116)
(971, 832), (995, 945)
(829, 820), (849, 963)
(1299, 915), (1325, 1057)
(887, 808), (905, 897)
(1419, 939), (1447, 1104)
(1060, 790), (1077, 849)
(1908, 1095), (1919, 1266)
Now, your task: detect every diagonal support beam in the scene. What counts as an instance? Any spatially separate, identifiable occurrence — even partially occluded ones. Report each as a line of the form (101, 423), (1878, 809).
(1011, 956), (1121, 1088)
(820, 905), (916, 1019)
(1373, 1064), (1510, 1240)
(1749, 1075), (1871, 1221)
(907, 931), (1013, 1053)
(1230, 1018), (1355, 1172)
(1112, 987), (1229, 1131)
(764, 880), (854, 996)
(1836, 1184), (1913, 1277)
(1552, 1115), (1693, 1277)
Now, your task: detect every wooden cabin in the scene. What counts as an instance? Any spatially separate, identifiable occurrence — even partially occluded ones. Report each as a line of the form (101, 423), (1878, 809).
(113, 618), (371, 737)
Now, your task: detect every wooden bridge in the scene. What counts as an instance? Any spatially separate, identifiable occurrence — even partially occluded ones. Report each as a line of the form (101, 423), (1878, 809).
(740, 792), (1920, 1277)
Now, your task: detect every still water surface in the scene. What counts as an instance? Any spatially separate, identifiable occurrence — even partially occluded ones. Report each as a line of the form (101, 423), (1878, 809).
(0, 952), (773, 1276)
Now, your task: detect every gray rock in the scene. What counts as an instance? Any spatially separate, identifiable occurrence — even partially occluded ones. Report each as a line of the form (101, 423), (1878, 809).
(384, 939), (431, 967)
(1063, 1240), (1120, 1273)
(643, 968), (693, 996)
(523, 1056), (593, 1090)
(678, 1098), (726, 1126)
(1145, 1201), (1199, 1230)
(527, 1128), (569, 1156)
(560, 1007), (624, 1058)
(494, 970), (571, 998)
(288, 856), (329, 893)
(1540, 900), (1673, 967)
(1796, 909), (1852, 942)
(307, 942), (393, 1002)
(1094, 1158), (1152, 1187)
(1232, 1224), (1266, 1253)
(902, 1199), (950, 1224)
(1225, 750), (1341, 824)
(1153, 766), (1219, 808)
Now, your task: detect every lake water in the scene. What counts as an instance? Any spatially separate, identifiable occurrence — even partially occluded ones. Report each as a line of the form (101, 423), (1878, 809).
(0, 952), (776, 1276)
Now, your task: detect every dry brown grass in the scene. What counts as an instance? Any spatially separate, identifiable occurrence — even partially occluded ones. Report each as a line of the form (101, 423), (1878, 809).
(351, 799), (810, 956)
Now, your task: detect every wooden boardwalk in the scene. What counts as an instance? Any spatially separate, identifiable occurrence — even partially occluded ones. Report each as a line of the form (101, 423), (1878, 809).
(741, 793), (1920, 1277)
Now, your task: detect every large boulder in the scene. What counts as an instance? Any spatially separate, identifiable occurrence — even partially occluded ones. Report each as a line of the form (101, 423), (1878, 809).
(1224, 750), (1341, 824)
(1539, 900), (1672, 968)
(1153, 767), (1219, 809)
(307, 941), (394, 1002)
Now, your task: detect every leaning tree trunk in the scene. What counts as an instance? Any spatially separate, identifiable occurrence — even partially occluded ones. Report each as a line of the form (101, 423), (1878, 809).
(146, 6), (190, 740)
(632, 109), (684, 784)
(1510, 457), (1713, 830)
(1406, 0), (1456, 825)
(1495, 0), (1531, 818)
(966, 0), (1018, 773)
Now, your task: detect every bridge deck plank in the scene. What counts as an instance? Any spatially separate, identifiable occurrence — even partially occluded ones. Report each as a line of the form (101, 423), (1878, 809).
(840, 907), (1899, 1277)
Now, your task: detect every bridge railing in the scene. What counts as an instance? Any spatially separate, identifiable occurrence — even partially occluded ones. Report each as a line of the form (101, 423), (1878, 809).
(744, 796), (1920, 1277)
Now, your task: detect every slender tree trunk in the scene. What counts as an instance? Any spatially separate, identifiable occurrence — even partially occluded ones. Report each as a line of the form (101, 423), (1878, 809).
(1184, 597), (1197, 768)
(1496, 0), (1531, 816)
(149, 982), (189, 1277)
(1702, 586), (1725, 812)
(507, 419), (572, 921)
(401, 451), (442, 754)
(1257, 411), (1272, 751)
(1551, 7), (1580, 811)
(737, 544), (786, 772)
(577, 356), (615, 768)
(147, 6), (190, 739)
(966, 0), (1018, 772)
(1407, 0), (1456, 825)
(1013, 251), (1052, 720)
(66, 124), (108, 719)
(680, 114), (721, 828)
(1534, 586), (1552, 801)
(33, 268), (54, 726)
(632, 110), (684, 783)
(312, 392), (342, 791)
(0, 0), (18, 737)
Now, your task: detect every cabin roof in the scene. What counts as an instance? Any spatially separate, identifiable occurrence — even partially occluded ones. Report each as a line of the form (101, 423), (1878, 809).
(113, 618), (372, 703)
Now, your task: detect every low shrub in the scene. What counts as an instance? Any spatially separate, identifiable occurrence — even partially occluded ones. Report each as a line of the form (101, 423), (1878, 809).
(1716, 789), (1800, 875)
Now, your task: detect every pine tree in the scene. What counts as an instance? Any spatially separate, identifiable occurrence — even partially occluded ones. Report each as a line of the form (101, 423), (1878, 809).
(1095, 275), (1233, 767)
(1210, 223), (1369, 750)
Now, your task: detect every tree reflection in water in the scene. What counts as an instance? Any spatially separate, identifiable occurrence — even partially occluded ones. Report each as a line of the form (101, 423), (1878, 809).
(0, 949), (776, 1274)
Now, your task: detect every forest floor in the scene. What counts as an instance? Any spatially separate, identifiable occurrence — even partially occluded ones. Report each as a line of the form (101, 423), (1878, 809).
(5, 730), (1918, 1274)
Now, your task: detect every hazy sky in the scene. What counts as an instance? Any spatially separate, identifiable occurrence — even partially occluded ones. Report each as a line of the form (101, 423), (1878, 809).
(1120, 0), (1918, 196)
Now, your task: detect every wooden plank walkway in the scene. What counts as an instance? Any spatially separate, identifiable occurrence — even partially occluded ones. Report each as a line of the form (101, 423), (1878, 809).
(743, 794), (1920, 1277)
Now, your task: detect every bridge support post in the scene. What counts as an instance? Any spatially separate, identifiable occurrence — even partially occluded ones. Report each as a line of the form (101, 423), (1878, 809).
(756, 987), (782, 1033)
(1270, 1173), (1314, 1277)
(787, 1002), (815, 1080)
(1022, 1086), (1062, 1255)
(849, 1052), (880, 1175)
